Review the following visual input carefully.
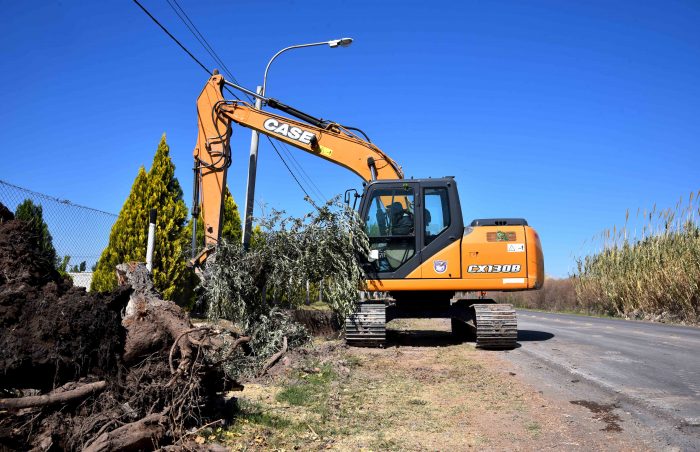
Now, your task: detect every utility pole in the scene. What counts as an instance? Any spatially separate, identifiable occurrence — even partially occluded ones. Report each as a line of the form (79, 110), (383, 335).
(242, 86), (263, 250)
(240, 38), (354, 250)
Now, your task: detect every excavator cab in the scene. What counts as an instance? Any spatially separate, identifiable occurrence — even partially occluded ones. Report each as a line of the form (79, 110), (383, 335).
(359, 177), (463, 279)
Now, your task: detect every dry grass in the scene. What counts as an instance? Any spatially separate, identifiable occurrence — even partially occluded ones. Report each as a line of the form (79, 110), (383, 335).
(492, 277), (579, 313)
(192, 324), (648, 451)
(574, 192), (700, 324)
(495, 192), (700, 325)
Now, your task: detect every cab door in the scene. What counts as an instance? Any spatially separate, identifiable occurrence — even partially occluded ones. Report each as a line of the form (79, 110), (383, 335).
(415, 180), (464, 278)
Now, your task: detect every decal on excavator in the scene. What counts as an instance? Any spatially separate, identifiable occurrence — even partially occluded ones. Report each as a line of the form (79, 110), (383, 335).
(263, 118), (316, 145)
(467, 264), (521, 273)
(433, 260), (447, 273)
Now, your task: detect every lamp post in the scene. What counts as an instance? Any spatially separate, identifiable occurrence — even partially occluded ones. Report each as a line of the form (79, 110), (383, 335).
(241, 38), (354, 250)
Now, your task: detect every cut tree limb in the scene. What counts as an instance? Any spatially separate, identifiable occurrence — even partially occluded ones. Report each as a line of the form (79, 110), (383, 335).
(0, 381), (107, 410)
(83, 412), (166, 452)
(259, 336), (288, 376)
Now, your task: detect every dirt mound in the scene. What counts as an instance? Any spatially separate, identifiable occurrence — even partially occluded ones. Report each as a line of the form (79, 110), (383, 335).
(0, 204), (247, 450)
(290, 308), (341, 338)
(0, 210), (129, 391)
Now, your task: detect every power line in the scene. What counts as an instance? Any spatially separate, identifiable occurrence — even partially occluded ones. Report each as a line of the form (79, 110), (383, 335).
(154, 0), (324, 202)
(133, 0), (322, 202)
(278, 141), (327, 202)
(161, 0), (325, 202)
(132, 0), (211, 76)
(165, 0), (254, 103)
(132, 0), (242, 101)
(264, 136), (315, 202)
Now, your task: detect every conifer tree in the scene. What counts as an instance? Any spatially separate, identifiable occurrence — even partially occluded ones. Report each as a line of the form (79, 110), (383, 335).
(15, 199), (58, 267)
(147, 135), (188, 300)
(92, 135), (189, 299)
(91, 167), (149, 292)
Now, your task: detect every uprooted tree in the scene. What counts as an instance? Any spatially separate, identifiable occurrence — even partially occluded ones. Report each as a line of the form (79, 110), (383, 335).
(0, 195), (370, 449)
(0, 203), (248, 450)
(203, 197), (369, 379)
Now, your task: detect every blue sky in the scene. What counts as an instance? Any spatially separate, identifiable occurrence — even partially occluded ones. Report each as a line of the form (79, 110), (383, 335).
(1, 0), (698, 277)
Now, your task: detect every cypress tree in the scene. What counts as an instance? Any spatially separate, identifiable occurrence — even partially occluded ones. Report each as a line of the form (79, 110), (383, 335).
(92, 134), (189, 299)
(15, 199), (58, 268)
(221, 188), (242, 244)
(147, 135), (188, 300)
(91, 167), (149, 292)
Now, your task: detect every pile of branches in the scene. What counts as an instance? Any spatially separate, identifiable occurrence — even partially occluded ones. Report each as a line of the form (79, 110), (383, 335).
(203, 197), (369, 380)
(0, 204), (244, 450)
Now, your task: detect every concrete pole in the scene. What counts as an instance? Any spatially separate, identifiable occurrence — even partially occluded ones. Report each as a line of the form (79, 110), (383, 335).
(242, 86), (263, 250)
(146, 209), (157, 273)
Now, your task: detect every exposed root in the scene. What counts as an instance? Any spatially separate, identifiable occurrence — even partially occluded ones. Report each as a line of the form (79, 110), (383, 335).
(0, 381), (107, 410)
(83, 412), (168, 452)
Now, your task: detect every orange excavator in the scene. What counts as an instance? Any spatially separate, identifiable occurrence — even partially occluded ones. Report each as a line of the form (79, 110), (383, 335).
(190, 72), (544, 348)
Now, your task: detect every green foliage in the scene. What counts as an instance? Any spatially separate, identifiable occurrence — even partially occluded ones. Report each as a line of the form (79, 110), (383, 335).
(14, 199), (58, 268)
(179, 187), (243, 309)
(68, 261), (87, 273)
(57, 255), (70, 277)
(222, 188), (242, 244)
(206, 197), (369, 322)
(92, 135), (189, 300)
(91, 167), (149, 292)
(574, 191), (700, 323)
(146, 135), (188, 300)
(204, 197), (369, 379)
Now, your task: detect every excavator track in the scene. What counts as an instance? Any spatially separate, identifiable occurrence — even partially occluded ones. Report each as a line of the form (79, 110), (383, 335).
(345, 302), (386, 347)
(472, 303), (517, 349)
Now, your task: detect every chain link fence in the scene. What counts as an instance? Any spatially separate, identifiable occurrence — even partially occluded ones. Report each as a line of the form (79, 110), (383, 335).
(0, 179), (117, 289)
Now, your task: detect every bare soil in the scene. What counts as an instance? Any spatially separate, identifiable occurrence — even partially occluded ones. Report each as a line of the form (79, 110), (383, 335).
(0, 204), (242, 450)
(209, 319), (651, 451)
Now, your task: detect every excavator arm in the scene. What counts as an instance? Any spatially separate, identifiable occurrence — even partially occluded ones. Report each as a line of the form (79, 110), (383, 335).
(191, 73), (403, 264)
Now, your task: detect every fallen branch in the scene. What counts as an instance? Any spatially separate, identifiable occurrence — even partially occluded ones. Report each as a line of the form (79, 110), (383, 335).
(83, 412), (166, 452)
(0, 381), (107, 410)
(259, 336), (288, 376)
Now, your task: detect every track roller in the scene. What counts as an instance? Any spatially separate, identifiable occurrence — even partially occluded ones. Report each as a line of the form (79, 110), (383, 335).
(345, 302), (386, 347)
(472, 303), (517, 349)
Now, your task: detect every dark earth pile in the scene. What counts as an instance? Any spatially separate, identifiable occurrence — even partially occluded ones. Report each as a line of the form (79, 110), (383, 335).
(0, 216), (129, 390)
(0, 203), (244, 451)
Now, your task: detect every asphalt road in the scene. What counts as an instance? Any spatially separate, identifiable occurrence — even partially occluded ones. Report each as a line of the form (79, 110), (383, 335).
(502, 310), (700, 448)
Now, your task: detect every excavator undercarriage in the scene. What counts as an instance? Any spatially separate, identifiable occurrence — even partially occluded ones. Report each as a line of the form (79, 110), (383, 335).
(345, 295), (518, 349)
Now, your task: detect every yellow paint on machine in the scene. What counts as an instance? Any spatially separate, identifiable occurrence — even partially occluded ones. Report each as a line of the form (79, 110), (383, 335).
(366, 277), (541, 292)
(406, 239), (462, 279)
(367, 224), (544, 292)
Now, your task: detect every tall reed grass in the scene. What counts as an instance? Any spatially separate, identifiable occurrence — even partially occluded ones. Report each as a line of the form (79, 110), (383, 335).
(574, 191), (700, 324)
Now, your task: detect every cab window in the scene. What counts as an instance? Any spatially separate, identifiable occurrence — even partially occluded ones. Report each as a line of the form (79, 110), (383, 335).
(423, 187), (450, 246)
(365, 187), (415, 272)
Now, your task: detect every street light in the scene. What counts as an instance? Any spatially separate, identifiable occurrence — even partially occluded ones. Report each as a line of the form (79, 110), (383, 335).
(241, 38), (354, 250)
